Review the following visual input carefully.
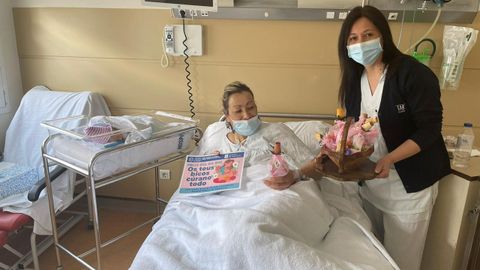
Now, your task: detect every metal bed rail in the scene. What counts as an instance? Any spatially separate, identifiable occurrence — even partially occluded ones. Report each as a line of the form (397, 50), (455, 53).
(258, 112), (336, 120)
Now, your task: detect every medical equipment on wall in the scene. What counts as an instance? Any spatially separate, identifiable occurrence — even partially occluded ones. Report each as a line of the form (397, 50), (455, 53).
(412, 38), (436, 66)
(160, 20), (204, 135)
(404, 2), (442, 54)
(440, 25), (478, 90)
(162, 24), (203, 57)
(143, 0), (217, 12)
(164, 25), (175, 54)
(157, 9), (203, 140)
(160, 24), (203, 68)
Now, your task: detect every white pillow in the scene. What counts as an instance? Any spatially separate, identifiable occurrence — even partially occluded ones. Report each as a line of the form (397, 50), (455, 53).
(284, 120), (331, 156)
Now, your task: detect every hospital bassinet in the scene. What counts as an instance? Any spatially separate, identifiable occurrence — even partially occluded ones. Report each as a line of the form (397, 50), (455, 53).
(40, 111), (199, 270)
(42, 111), (197, 180)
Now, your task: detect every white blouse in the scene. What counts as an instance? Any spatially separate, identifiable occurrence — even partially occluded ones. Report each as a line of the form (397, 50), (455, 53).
(359, 68), (436, 215)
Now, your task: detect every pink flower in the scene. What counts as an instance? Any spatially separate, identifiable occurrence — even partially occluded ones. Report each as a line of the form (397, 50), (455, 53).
(320, 117), (379, 155)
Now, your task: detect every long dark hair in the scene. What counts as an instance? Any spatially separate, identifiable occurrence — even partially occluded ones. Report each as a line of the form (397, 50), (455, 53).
(337, 5), (403, 107)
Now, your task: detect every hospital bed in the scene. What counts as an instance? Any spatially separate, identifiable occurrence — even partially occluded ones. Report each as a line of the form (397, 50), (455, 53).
(129, 113), (400, 270)
(40, 112), (199, 269)
(0, 86), (110, 269)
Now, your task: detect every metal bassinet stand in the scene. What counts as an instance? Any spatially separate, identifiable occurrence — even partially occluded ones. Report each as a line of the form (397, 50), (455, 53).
(41, 113), (198, 270)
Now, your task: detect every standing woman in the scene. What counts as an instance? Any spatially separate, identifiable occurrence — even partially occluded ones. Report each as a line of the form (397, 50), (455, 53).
(337, 5), (450, 270)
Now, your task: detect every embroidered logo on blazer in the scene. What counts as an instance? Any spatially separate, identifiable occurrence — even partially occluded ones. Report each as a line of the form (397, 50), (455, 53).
(396, 104), (406, 113)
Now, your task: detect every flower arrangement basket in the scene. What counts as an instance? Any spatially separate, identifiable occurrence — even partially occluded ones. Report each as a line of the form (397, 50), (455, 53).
(317, 117), (378, 181)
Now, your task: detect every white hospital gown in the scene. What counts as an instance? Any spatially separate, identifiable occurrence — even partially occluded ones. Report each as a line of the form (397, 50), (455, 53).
(192, 121), (314, 169)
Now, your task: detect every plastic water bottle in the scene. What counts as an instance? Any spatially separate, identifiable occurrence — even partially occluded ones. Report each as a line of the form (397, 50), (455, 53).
(269, 142), (289, 177)
(453, 123), (475, 168)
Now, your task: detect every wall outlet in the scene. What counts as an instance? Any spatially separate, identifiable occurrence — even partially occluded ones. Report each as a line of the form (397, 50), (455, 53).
(159, 169), (170, 180)
(172, 9), (193, 19)
(388, 12), (398, 20)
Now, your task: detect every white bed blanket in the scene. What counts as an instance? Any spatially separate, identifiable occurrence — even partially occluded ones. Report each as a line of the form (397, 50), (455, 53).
(130, 164), (399, 270)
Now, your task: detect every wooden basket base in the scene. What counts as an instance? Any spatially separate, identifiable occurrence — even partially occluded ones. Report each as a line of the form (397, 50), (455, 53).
(319, 157), (378, 181)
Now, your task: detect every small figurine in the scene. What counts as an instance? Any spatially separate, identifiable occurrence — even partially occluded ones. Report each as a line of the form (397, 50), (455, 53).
(269, 142), (289, 177)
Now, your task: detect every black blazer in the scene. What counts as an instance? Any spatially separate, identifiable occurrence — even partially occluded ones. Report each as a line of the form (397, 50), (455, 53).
(345, 55), (451, 193)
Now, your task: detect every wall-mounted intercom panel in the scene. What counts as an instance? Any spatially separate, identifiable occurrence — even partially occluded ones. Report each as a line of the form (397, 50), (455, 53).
(163, 25), (203, 56)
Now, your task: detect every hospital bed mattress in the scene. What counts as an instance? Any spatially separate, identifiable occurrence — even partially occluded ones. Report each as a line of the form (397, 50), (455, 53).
(49, 130), (193, 180)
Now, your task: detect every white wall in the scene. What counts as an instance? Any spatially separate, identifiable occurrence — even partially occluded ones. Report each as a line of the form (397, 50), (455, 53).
(0, 0), (23, 152)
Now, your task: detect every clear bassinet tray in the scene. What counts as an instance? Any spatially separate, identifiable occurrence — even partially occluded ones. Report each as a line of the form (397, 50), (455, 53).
(41, 111), (199, 179)
(41, 111), (198, 146)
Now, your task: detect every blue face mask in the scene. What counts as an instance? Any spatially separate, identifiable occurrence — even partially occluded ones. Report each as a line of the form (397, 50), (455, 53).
(347, 38), (383, 66)
(231, 115), (261, 136)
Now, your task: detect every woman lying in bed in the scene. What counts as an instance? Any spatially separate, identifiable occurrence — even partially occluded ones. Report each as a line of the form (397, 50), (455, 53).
(129, 82), (399, 270)
(193, 81), (322, 189)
